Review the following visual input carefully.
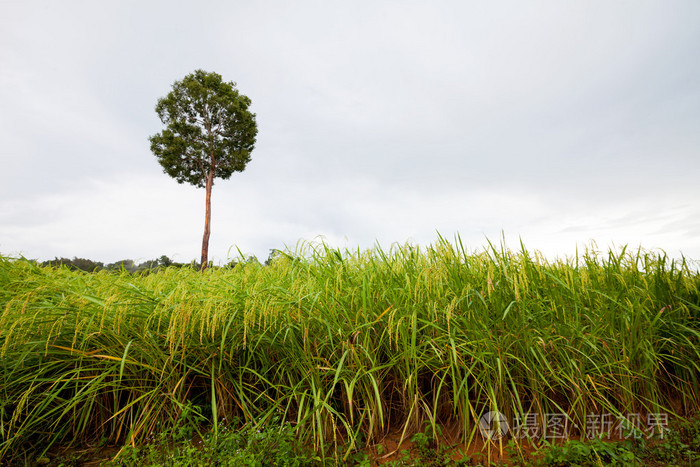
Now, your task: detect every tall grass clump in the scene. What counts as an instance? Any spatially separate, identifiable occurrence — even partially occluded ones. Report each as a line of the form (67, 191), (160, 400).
(1, 237), (699, 462)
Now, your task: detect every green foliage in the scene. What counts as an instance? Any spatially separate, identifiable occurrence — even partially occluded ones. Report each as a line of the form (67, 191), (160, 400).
(0, 237), (699, 464)
(41, 256), (105, 272)
(533, 436), (638, 466)
(384, 424), (460, 466)
(104, 415), (700, 466)
(525, 416), (700, 466)
(639, 416), (700, 465)
(39, 256), (178, 273)
(149, 69), (257, 188)
(109, 416), (318, 467)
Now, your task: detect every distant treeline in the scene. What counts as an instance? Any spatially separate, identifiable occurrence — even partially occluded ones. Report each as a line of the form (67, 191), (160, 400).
(39, 255), (186, 273)
(37, 251), (282, 273)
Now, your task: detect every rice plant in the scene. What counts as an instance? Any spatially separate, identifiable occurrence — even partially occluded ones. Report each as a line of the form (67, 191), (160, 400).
(1, 236), (698, 463)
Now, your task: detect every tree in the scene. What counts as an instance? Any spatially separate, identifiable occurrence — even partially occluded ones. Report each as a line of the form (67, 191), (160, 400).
(107, 259), (136, 272)
(149, 70), (257, 269)
(42, 257), (104, 272)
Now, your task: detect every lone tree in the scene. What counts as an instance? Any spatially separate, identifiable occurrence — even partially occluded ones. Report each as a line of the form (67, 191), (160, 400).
(149, 70), (257, 269)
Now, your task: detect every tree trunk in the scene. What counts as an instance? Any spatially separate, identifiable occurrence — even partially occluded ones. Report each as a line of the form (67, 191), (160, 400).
(200, 171), (214, 270)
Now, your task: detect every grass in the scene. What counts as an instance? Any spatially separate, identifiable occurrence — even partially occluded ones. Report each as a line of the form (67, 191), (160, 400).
(1, 236), (699, 464)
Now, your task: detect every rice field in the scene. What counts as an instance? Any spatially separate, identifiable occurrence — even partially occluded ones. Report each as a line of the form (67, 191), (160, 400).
(1, 237), (699, 463)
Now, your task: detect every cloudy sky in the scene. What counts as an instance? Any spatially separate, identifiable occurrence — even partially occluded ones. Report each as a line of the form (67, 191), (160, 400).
(1, 1), (699, 265)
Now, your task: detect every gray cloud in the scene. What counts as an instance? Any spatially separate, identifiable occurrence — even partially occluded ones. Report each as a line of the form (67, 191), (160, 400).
(1, 1), (699, 263)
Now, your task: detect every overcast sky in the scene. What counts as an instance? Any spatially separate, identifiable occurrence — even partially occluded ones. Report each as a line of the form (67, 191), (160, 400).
(1, 1), (699, 265)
